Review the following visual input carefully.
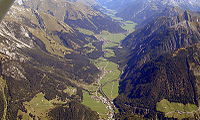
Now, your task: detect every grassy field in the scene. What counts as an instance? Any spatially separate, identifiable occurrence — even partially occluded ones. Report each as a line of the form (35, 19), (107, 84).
(103, 81), (119, 99)
(93, 30), (125, 100)
(63, 86), (77, 96)
(17, 110), (32, 120)
(122, 21), (137, 32)
(20, 92), (68, 120)
(104, 49), (116, 58)
(0, 77), (6, 91)
(102, 7), (136, 33)
(77, 28), (94, 35)
(96, 31), (126, 48)
(93, 58), (120, 83)
(93, 57), (120, 100)
(156, 99), (198, 119)
(23, 93), (55, 120)
(82, 92), (108, 118)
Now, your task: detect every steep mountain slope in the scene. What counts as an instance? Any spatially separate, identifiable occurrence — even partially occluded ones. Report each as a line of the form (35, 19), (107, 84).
(0, 4), (105, 120)
(122, 10), (200, 74)
(116, 42), (200, 119)
(114, 10), (200, 119)
(17, 0), (125, 33)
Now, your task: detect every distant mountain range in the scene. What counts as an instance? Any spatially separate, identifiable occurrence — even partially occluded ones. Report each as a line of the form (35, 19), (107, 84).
(99, 0), (200, 23)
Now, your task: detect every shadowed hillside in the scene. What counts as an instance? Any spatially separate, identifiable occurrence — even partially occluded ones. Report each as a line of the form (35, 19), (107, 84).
(115, 9), (200, 119)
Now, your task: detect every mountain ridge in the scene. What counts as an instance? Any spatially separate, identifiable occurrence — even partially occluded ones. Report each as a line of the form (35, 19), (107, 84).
(99, 0), (200, 23)
(16, 0), (125, 34)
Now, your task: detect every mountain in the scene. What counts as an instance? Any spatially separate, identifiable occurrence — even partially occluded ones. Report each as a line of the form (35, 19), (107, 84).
(97, 0), (134, 10)
(16, 0), (125, 33)
(77, 0), (98, 6)
(121, 10), (200, 70)
(0, 4), (106, 119)
(101, 0), (200, 23)
(114, 10), (200, 119)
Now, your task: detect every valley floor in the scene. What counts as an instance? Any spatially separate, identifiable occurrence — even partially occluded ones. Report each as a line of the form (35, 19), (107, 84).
(81, 8), (136, 119)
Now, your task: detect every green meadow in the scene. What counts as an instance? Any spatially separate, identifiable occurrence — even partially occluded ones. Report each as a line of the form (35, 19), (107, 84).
(82, 92), (108, 118)
(156, 99), (198, 119)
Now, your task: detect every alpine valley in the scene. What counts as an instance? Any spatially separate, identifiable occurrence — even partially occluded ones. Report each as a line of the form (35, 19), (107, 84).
(0, 0), (200, 120)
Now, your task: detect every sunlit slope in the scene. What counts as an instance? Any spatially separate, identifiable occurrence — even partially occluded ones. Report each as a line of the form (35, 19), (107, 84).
(17, 0), (125, 33)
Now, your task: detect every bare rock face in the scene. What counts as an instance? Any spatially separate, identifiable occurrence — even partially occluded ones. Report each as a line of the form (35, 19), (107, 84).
(115, 10), (200, 119)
